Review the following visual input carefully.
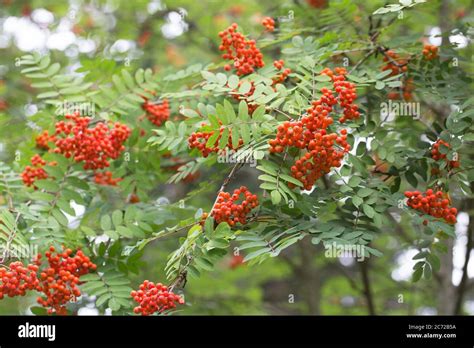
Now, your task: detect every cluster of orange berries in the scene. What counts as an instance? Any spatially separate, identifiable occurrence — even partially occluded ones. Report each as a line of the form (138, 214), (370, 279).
(219, 23), (264, 76)
(54, 114), (130, 171)
(36, 246), (96, 315)
(382, 50), (409, 76)
(142, 98), (170, 127)
(273, 60), (292, 85)
(131, 280), (184, 316)
(188, 125), (242, 157)
(0, 262), (39, 299)
(269, 68), (354, 190)
(210, 186), (259, 226)
(306, 0), (327, 8)
(35, 130), (56, 150)
(381, 50), (414, 101)
(0, 246), (96, 315)
(320, 67), (359, 123)
(387, 77), (414, 101)
(422, 44), (438, 60)
(404, 189), (457, 224)
(94, 171), (122, 186)
(431, 139), (460, 169)
(261, 17), (275, 32)
(21, 154), (56, 187)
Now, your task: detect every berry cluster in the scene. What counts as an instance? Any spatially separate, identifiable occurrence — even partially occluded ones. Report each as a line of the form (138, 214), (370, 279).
(35, 130), (56, 150)
(219, 23), (264, 76)
(269, 68), (354, 190)
(210, 186), (259, 226)
(382, 50), (414, 101)
(54, 114), (130, 170)
(131, 280), (184, 316)
(0, 246), (96, 315)
(228, 80), (259, 114)
(431, 139), (460, 169)
(0, 262), (39, 299)
(36, 246), (97, 315)
(320, 67), (359, 122)
(387, 77), (414, 101)
(142, 98), (170, 127)
(382, 50), (409, 76)
(273, 60), (292, 85)
(261, 17), (275, 32)
(422, 44), (438, 60)
(306, 0), (327, 8)
(188, 125), (242, 157)
(21, 154), (56, 187)
(94, 171), (122, 186)
(404, 189), (457, 224)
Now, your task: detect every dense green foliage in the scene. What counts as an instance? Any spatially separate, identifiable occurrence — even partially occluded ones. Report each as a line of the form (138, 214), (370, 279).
(0, 0), (473, 315)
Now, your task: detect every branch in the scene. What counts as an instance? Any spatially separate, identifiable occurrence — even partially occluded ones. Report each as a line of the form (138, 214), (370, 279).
(453, 196), (474, 314)
(359, 259), (376, 315)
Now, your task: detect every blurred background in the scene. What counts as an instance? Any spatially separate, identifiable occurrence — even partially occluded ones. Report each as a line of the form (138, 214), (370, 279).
(0, 0), (472, 315)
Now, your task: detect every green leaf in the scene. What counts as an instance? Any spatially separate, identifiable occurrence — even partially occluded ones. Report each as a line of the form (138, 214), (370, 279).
(280, 174), (303, 187)
(271, 190), (282, 204)
(238, 100), (249, 120)
(240, 123), (251, 144)
(100, 215), (112, 231)
(362, 204), (375, 218)
(352, 195), (363, 207)
(357, 188), (373, 198)
(348, 176), (362, 187)
(239, 81), (252, 94)
(34, 180), (60, 192)
(412, 267), (423, 282)
(112, 210), (123, 227)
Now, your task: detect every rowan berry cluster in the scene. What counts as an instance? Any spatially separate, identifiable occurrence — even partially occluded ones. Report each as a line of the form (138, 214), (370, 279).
(431, 139), (460, 169)
(261, 17), (275, 32)
(210, 186), (259, 226)
(94, 171), (122, 186)
(382, 50), (409, 76)
(219, 23), (264, 76)
(381, 50), (414, 101)
(273, 60), (292, 85)
(131, 280), (184, 316)
(0, 262), (39, 299)
(387, 77), (414, 101)
(269, 68), (353, 190)
(404, 189), (457, 224)
(142, 98), (170, 127)
(0, 246), (97, 315)
(188, 125), (242, 157)
(21, 154), (56, 187)
(54, 114), (130, 170)
(320, 67), (359, 122)
(306, 0), (327, 8)
(35, 130), (56, 150)
(36, 246), (97, 315)
(422, 44), (438, 60)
